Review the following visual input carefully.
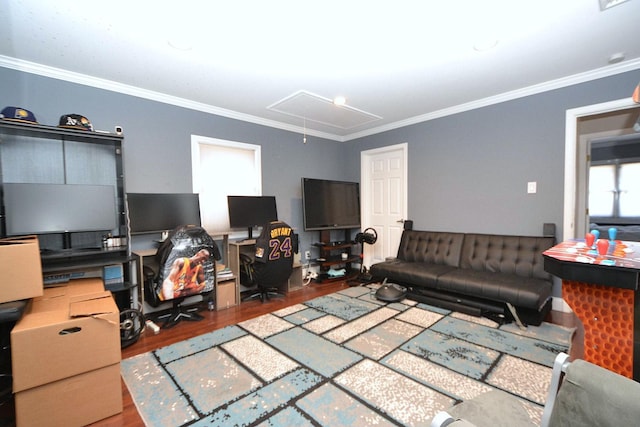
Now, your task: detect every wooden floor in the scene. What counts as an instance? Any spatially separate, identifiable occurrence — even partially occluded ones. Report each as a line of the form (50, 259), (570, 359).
(88, 282), (583, 427)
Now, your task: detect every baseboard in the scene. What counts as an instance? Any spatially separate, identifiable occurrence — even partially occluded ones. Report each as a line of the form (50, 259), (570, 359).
(552, 296), (572, 313)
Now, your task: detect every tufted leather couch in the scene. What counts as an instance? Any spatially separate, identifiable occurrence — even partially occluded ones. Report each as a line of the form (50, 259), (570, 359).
(369, 230), (555, 325)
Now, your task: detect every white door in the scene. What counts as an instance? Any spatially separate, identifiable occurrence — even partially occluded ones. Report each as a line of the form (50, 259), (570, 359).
(361, 143), (408, 268)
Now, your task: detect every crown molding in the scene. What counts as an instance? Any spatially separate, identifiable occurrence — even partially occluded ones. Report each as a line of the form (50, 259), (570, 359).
(1, 55), (639, 143)
(0, 55), (342, 142)
(343, 58), (640, 141)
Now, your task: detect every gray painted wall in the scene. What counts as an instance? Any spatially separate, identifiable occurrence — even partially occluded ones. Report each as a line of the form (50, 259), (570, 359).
(1, 66), (639, 297)
(0, 67), (348, 255)
(346, 71), (640, 239)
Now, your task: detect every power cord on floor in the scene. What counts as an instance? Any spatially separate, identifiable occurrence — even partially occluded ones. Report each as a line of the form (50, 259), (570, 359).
(302, 262), (316, 286)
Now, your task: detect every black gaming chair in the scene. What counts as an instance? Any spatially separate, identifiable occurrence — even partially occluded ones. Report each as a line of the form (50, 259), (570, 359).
(150, 225), (221, 328)
(243, 220), (298, 303)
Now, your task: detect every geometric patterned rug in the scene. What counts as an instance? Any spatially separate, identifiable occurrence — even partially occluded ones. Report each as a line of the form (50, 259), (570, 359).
(121, 285), (573, 426)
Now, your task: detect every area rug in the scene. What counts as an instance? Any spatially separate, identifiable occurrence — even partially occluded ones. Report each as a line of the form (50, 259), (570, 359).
(121, 285), (574, 426)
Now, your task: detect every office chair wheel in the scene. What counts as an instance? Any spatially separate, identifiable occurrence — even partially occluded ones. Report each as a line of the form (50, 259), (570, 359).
(120, 309), (144, 348)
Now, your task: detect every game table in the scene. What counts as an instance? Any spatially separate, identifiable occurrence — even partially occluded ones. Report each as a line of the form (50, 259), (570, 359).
(543, 238), (640, 380)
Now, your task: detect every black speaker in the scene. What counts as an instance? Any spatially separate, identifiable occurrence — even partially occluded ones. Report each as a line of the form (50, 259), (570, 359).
(404, 220), (413, 230)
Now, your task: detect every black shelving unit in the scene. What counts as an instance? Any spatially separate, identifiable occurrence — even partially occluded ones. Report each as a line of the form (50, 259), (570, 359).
(0, 120), (139, 310)
(313, 229), (360, 283)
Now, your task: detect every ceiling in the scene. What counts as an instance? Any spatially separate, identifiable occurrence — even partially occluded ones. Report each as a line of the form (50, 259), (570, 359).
(1, 0), (639, 142)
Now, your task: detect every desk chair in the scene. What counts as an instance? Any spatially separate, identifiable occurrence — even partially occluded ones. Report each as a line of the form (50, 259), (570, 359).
(150, 225), (221, 328)
(242, 221), (297, 303)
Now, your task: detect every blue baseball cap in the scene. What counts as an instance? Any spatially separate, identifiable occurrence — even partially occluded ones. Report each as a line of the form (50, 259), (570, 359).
(0, 106), (38, 124)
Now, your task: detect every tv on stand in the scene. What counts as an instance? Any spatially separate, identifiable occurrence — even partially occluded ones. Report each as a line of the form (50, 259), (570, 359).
(301, 177), (361, 235)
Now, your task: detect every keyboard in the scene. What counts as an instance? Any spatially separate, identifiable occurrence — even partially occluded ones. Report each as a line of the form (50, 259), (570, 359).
(43, 271), (88, 286)
(43, 273), (71, 285)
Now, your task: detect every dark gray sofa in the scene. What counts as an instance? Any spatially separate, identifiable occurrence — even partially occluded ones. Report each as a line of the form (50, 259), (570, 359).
(369, 230), (555, 326)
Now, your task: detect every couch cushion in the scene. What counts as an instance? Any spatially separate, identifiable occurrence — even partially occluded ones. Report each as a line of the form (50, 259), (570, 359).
(369, 259), (455, 287)
(459, 234), (554, 281)
(436, 269), (552, 309)
(397, 230), (464, 266)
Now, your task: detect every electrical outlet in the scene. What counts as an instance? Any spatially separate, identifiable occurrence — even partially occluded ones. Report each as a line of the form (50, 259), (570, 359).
(305, 250), (311, 260)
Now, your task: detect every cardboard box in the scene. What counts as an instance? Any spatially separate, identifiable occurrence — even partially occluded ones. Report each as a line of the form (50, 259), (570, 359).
(0, 235), (43, 303)
(14, 363), (123, 427)
(11, 280), (120, 392)
(38, 277), (105, 301)
(216, 279), (237, 310)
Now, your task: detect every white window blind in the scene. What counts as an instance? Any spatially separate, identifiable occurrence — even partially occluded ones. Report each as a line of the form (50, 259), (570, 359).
(588, 165), (615, 217)
(619, 163), (640, 217)
(191, 135), (261, 234)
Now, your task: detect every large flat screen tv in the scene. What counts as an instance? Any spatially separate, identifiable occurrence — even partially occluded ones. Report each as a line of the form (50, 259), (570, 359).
(3, 183), (118, 236)
(227, 195), (278, 239)
(126, 193), (201, 234)
(301, 178), (361, 231)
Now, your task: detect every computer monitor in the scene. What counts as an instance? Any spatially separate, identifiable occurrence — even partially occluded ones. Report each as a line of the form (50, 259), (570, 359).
(227, 195), (278, 239)
(126, 193), (201, 234)
(3, 182), (118, 236)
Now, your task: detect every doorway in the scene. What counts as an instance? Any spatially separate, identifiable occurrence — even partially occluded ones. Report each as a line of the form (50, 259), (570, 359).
(564, 98), (639, 240)
(360, 143), (408, 269)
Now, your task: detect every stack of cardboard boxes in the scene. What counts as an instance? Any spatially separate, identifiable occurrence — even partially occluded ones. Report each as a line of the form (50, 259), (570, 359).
(0, 236), (44, 304)
(1, 236), (122, 426)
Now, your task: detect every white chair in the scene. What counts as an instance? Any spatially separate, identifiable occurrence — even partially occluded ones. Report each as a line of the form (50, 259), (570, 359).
(431, 352), (640, 427)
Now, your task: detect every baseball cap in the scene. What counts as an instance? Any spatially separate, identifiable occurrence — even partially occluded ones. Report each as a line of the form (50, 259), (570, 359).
(58, 114), (94, 131)
(0, 106), (38, 124)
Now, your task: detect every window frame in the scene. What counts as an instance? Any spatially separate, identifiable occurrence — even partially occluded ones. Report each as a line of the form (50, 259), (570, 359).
(191, 135), (262, 236)
(589, 158), (640, 225)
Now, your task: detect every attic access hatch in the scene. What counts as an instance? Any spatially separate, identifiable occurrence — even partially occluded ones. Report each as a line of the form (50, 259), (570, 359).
(268, 90), (381, 130)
